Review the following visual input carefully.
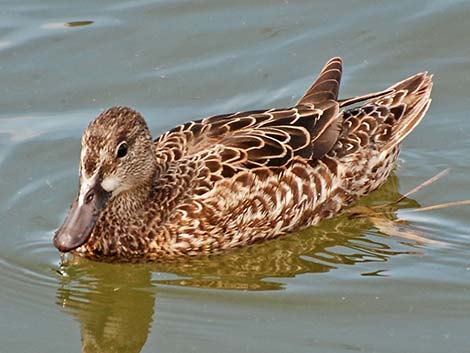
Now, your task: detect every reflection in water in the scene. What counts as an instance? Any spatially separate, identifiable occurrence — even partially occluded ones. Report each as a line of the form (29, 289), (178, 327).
(57, 264), (155, 353)
(56, 175), (423, 353)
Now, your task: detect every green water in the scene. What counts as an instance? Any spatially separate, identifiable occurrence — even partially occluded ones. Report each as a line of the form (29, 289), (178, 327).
(1, 1), (470, 352)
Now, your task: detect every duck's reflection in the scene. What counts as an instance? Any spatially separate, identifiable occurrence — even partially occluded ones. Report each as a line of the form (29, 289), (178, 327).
(56, 263), (155, 353)
(56, 175), (423, 353)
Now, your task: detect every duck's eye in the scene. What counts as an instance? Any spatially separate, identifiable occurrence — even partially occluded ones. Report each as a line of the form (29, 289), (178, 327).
(116, 142), (128, 158)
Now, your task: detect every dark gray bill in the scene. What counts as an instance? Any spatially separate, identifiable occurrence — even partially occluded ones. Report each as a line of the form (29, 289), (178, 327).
(53, 184), (110, 252)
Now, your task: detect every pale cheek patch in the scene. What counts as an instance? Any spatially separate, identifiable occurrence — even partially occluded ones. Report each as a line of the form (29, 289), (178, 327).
(101, 176), (121, 192)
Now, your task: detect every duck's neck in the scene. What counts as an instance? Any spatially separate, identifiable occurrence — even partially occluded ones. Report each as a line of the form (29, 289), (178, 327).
(87, 172), (164, 257)
(109, 184), (153, 220)
(113, 160), (162, 214)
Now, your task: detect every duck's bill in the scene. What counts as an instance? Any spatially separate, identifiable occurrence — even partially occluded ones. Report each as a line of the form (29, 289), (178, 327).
(53, 184), (110, 253)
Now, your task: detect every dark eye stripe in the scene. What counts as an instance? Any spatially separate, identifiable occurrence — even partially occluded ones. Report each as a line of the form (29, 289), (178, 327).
(117, 142), (128, 158)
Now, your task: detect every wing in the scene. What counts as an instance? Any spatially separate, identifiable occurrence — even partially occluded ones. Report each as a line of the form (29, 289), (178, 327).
(297, 57), (342, 105)
(154, 57), (347, 175)
(154, 101), (341, 174)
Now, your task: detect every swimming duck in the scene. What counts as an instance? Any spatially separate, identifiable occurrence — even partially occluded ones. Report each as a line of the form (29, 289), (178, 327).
(53, 57), (433, 260)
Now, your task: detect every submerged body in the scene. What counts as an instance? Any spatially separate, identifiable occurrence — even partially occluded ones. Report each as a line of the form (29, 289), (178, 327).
(54, 57), (433, 260)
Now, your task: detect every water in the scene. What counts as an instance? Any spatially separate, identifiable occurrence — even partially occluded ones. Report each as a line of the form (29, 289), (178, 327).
(1, 0), (470, 352)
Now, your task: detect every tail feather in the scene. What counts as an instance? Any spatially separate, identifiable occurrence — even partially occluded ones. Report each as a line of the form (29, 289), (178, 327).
(378, 72), (433, 150)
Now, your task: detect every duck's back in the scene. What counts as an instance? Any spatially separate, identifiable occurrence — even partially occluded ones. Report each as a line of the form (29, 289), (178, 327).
(150, 58), (432, 256)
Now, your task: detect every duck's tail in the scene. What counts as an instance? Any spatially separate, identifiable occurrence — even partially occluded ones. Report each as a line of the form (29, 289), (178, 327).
(380, 72), (433, 150)
(297, 57), (433, 157)
(339, 72), (432, 150)
(339, 71), (433, 152)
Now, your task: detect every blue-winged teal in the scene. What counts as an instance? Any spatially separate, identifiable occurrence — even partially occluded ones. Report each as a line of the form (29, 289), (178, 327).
(54, 57), (433, 260)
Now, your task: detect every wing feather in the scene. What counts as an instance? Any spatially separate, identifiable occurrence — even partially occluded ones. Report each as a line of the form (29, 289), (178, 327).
(297, 57), (342, 106)
(154, 57), (350, 175)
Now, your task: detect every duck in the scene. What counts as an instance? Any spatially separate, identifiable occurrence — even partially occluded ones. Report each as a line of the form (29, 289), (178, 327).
(53, 57), (433, 261)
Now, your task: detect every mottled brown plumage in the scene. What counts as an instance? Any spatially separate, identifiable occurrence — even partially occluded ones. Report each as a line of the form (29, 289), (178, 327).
(54, 57), (433, 261)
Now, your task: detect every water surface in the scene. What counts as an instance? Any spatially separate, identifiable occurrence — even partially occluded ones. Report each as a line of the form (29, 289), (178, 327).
(1, 1), (470, 352)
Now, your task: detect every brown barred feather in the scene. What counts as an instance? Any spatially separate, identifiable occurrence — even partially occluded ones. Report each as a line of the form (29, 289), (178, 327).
(54, 57), (433, 261)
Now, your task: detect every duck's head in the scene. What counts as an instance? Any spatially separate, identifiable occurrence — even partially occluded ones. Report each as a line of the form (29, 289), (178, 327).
(54, 106), (156, 253)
